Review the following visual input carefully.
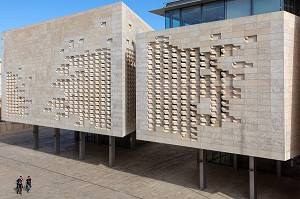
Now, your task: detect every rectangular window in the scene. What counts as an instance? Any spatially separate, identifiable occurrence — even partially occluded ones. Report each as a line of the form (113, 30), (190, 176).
(295, 0), (300, 16)
(252, 0), (281, 15)
(165, 10), (180, 28)
(165, 12), (171, 29)
(171, 10), (181, 28)
(284, 0), (296, 14)
(226, 0), (251, 19)
(181, 6), (202, 26)
(202, 1), (225, 23)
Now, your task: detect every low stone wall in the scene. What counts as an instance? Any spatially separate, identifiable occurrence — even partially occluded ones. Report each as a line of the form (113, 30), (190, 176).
(0, 122), (32, 135)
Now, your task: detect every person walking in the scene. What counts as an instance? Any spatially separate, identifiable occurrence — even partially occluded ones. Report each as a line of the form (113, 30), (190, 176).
(16, 176), (23, 195)
(25, 176), (32, 192)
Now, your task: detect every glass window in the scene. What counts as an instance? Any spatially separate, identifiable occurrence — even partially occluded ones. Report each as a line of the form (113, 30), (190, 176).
(284, 0), (296, 14)
(226, 0), (251, 19)
(181, 6), (202, 26)
(165, 10), (180, 28)
(171, 10), (181, 28)
(252, 0), (281, 15)
(165, 12), (171, 29)
(295, 0), (300, 16)
(202, 1), (225, 23)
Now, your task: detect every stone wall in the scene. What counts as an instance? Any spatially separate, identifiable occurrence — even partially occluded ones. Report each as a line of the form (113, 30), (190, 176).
(136, 11), (300, 161)
(2, 2), (152, 137)
(0, 122), (32, 135)
(283, 12), (300, 159)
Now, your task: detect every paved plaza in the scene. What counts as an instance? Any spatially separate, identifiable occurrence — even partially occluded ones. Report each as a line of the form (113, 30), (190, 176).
(0, 128), (299, 199)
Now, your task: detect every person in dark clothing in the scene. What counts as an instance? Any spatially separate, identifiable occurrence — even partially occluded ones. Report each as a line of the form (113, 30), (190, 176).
(16, 176), (23, 195)
(25, 176), (32, 192)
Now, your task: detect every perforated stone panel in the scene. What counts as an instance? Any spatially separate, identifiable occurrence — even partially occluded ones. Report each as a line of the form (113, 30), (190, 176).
(146, 36), (244, 142)
(137, 12), (300, 160)
(44, 49), (112, 130)
(5, 71), (32, 118)
(2, 2), (152, 137)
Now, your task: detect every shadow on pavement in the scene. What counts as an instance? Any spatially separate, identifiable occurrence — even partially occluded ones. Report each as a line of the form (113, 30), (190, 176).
(0, 127), (300, 199)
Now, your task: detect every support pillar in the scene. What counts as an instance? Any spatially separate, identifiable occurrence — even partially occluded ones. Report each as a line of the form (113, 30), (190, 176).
(33, 125), (39, 150)
(249, 156), (257, 199)
(198, 149), (207, 190)
(74, 131), (79, 141)
(130, 132), (136, 151)
(234, 154), (238, 170)
(109, 136), (115, 167)
(79, 132), (85, 160)
(54, 128), (61, 154)
(277, 160), (281, 177)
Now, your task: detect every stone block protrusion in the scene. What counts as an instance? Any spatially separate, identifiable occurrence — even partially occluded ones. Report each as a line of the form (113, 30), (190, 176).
(146, 35), (246, 141)
(137, 11), (296, 161)
(2, 2), (153, 137)
(45, 48), (112, 130)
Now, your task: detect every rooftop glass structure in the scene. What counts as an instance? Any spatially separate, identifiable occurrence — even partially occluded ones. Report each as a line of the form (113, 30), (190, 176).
(150, 0), (300, 28)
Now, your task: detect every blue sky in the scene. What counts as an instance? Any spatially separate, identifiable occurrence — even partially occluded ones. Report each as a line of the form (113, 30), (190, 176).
(0, 0), (166, 56)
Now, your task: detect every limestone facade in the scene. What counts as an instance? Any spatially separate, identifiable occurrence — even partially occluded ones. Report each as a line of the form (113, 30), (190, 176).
(2, 2), (152, 137)
(0, 122), (32, 135)
(136, 11), (300, 161)
(3, 2), (300, 161)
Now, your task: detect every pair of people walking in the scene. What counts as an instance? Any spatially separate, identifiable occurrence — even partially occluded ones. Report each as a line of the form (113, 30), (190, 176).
(16, 176), (32, 194)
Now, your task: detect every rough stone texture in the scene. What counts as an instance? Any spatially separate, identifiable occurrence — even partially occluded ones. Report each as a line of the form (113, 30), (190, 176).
(136, 11), (300, 161)
(2, 2), (152, 137)
(283, 12), (300, 160)
(0, 122), (32, 135)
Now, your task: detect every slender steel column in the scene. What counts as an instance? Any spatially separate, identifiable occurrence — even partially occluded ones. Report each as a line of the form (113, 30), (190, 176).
(249, 156), (257, 199)
(33, 125), (39, 150)
(198, 149), (207, 190)
(234, 154), (238, 170)
(79, 132), (85, 160)
(277, 160), (281, 177)
(54, 128), (60, 154)
(109, 136), (115, 167)
(130, 132), (136, 151)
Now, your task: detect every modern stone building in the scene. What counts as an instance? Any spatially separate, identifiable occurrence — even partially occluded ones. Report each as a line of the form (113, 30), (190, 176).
(136, 0), (300, 198)
(2, 2), (152, 165)
(2, 1), (300, 199)
(137, 0), (300, 161)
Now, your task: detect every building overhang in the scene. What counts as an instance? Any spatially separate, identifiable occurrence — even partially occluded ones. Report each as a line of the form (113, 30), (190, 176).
(150, 0), (218, 16)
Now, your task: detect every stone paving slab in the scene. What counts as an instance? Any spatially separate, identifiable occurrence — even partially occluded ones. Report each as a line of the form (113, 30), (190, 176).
(0, 128), (299, 199)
